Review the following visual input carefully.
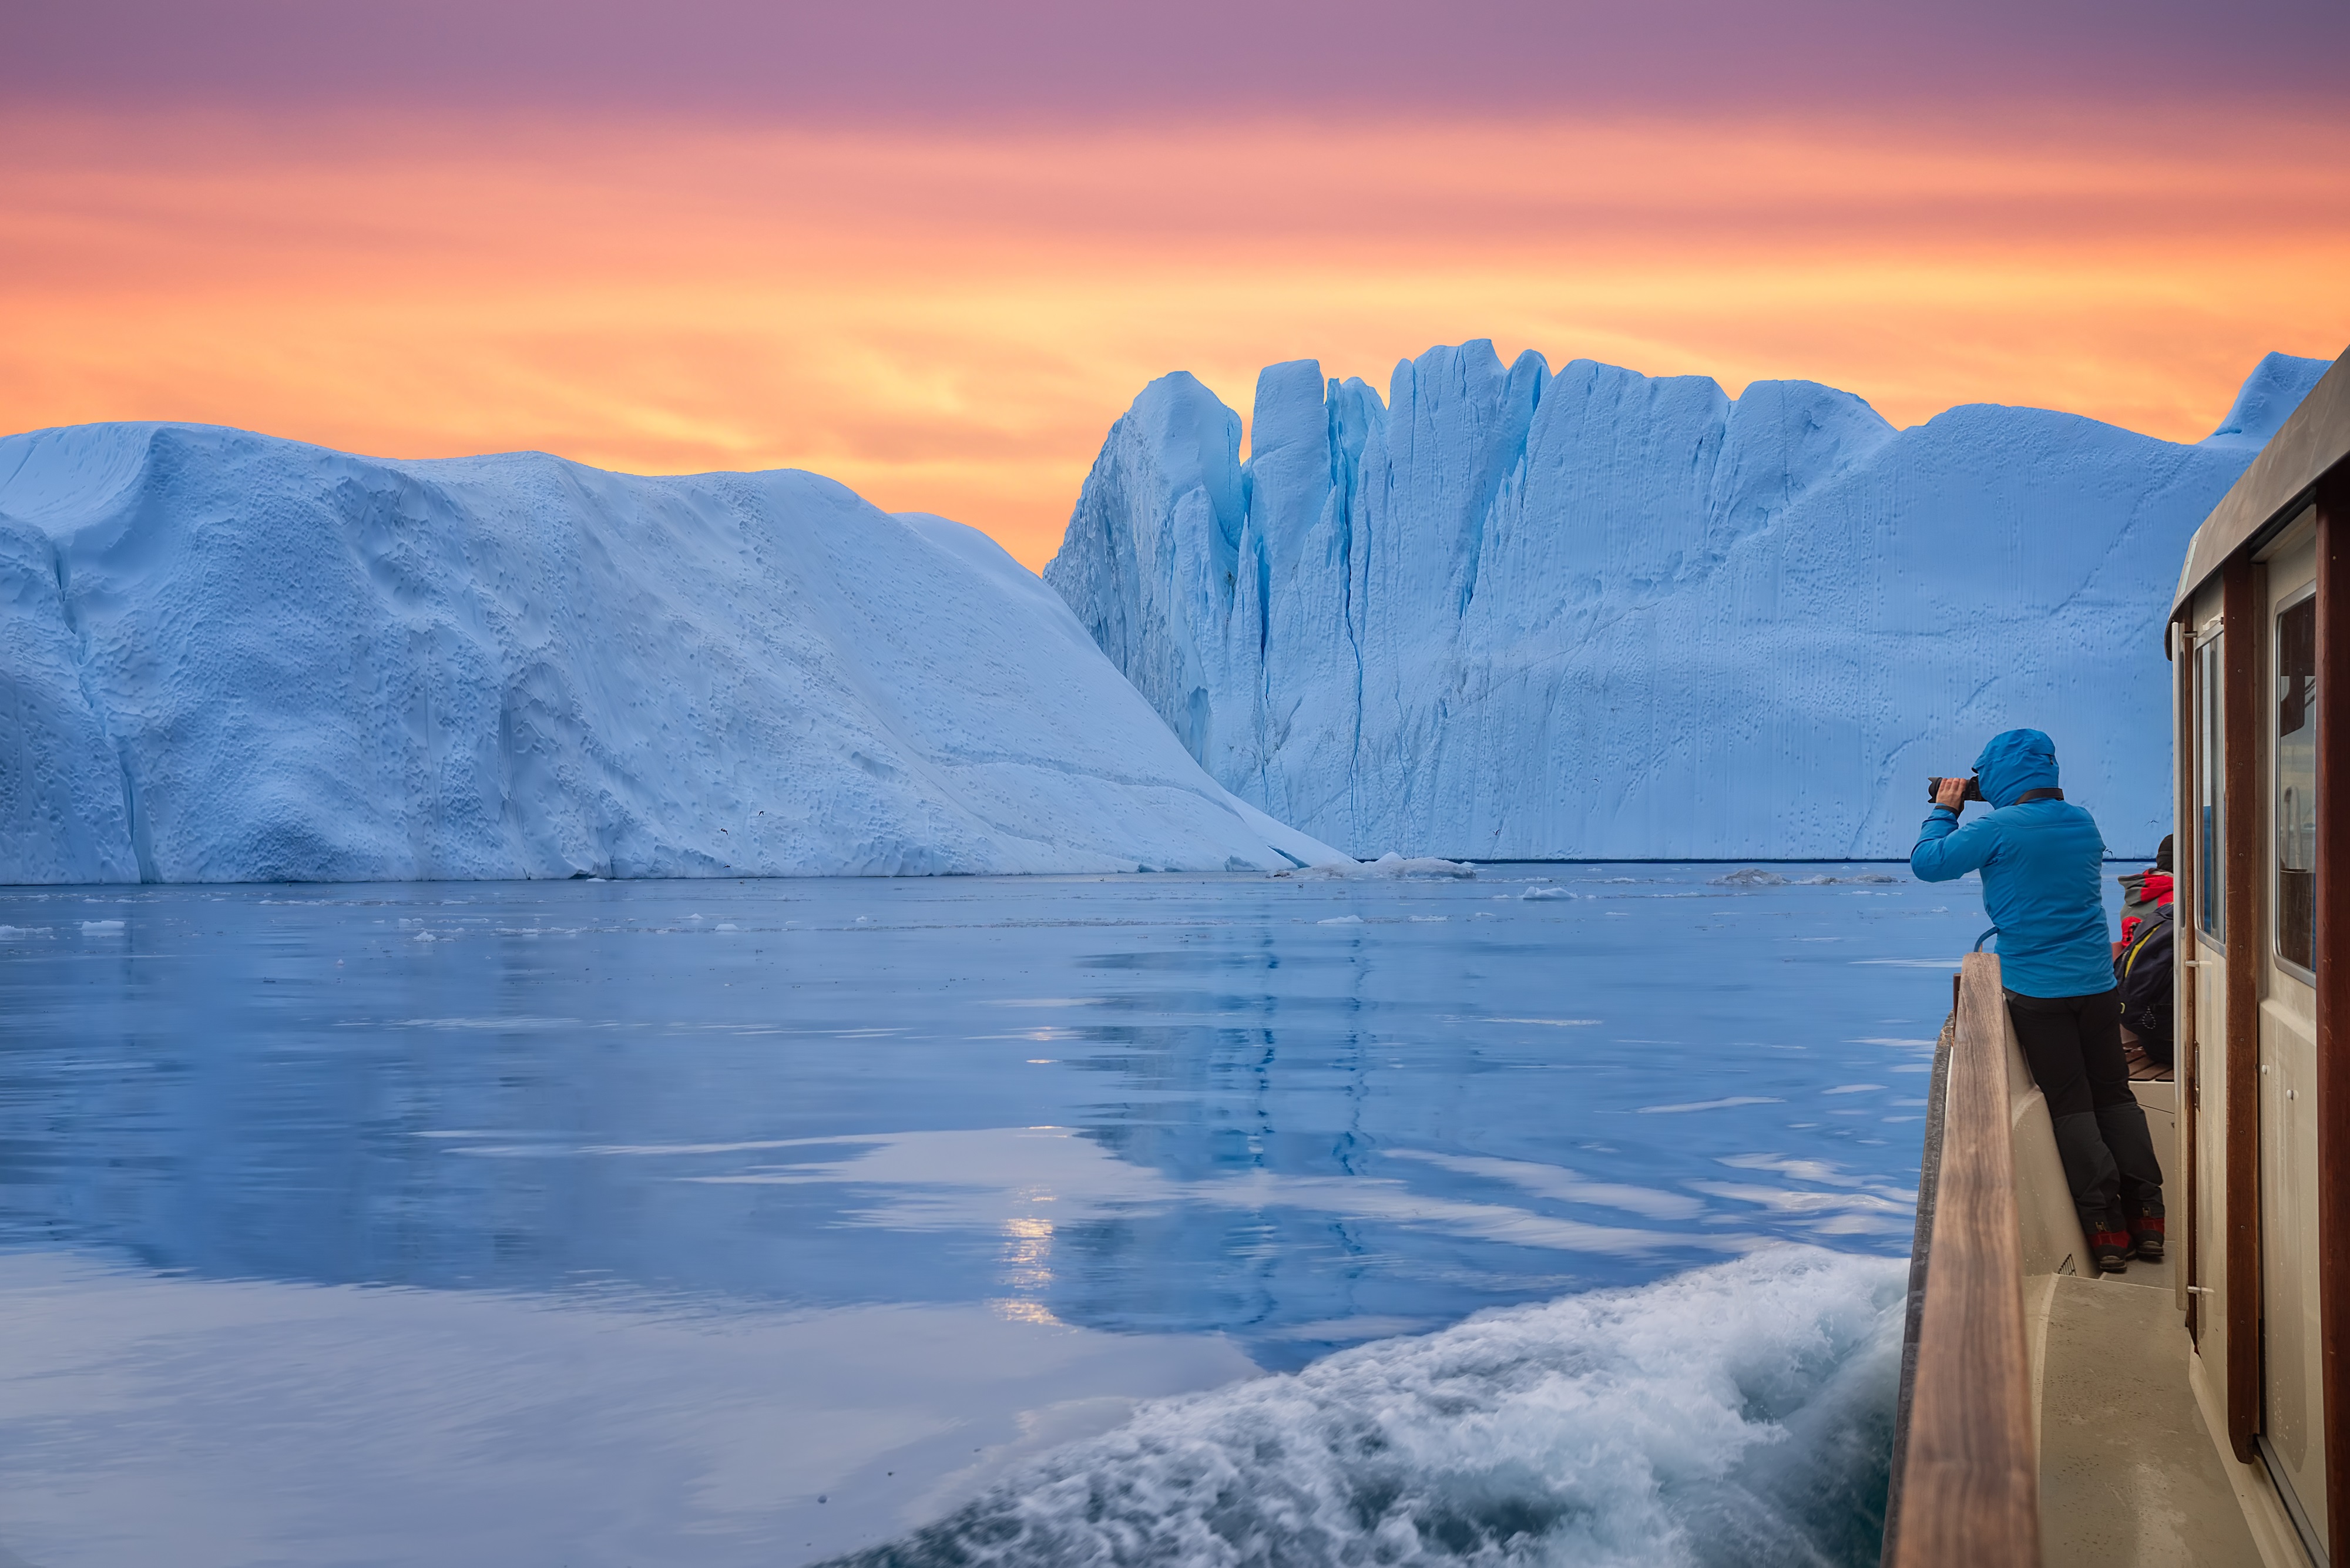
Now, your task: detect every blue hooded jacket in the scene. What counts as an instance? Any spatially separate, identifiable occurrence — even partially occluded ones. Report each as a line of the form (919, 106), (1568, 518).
(1911, 729), (2113, 998)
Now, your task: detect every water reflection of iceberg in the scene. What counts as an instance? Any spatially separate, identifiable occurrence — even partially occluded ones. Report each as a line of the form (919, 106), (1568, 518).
(0, 870), (1941, 1374)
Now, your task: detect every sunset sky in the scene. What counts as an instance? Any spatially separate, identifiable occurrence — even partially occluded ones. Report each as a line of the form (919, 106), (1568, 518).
(6, 1), (2347, 566)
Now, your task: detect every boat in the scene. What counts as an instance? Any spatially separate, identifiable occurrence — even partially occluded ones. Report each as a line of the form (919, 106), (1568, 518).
(1883, 347), (2350, 1567)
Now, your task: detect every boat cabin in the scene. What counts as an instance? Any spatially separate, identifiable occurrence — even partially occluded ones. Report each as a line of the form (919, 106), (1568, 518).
(1884, 347), (2350, 1568)
(2170, 346), (2350, 1565)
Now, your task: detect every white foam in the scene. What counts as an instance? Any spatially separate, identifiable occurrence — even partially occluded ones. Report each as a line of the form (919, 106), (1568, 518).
(824, 1247), (1904, 1567)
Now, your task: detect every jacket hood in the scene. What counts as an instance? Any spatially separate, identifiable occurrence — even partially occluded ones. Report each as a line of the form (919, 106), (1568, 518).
(1974, 728), (2060, 807)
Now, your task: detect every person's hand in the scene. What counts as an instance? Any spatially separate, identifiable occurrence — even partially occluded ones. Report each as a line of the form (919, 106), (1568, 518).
(1934, 776), (1970, 813)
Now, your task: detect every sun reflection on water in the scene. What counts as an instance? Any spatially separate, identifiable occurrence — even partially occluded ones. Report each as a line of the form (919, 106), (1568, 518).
(995, 1213), (1060, 1322)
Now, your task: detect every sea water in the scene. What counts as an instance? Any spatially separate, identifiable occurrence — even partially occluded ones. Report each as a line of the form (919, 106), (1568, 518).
(0, 864), (2035, 1567)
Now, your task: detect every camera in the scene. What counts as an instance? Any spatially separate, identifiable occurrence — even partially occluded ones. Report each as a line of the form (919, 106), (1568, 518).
(1926, 774), (1986, 804)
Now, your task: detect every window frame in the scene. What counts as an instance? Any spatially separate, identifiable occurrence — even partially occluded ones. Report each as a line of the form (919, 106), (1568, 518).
(2194, 619), (2227, 951)
(2271, 580), (2318, 983)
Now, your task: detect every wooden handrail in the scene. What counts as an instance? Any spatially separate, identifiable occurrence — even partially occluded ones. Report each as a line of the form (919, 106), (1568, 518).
(1883, 952), (2041, 1568)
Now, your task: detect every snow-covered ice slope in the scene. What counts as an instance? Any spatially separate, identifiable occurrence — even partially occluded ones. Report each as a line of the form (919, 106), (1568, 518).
(1048, 346), (2335, 860)
(0, 424), (1342, 884)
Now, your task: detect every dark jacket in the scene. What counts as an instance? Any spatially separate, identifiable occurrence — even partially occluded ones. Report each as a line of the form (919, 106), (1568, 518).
(2115, 902), (2174, 1062)
(1911, 729), (2114, 998)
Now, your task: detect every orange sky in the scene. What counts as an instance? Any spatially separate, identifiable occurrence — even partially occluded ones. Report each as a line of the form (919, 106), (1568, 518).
(5, 108), (2346, 568)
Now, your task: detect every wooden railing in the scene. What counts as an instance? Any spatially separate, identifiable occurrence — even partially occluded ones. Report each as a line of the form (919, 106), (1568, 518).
(1881, 952), (2041, 1567)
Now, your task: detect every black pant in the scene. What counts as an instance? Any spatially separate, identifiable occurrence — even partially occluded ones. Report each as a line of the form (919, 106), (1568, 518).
(2006, 988), (2164, 1233)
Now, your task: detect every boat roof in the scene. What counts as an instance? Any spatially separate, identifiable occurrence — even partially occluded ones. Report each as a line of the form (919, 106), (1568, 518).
(2175, 346), (2350, 615)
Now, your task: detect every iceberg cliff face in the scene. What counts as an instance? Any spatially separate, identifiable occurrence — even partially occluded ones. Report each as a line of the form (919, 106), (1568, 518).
(0, 423), (1340, 885)
(1048, 344), (2334, 859)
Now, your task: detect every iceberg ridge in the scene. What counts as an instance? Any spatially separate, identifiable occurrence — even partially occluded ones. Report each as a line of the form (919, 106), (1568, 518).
(1046, 344), (2334, 859)
(0, 422), (1343, 885)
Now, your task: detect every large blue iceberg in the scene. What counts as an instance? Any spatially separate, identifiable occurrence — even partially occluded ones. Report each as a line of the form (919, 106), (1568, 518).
(1046, 346), (2334, 859)
(0, 424), (1339, 884)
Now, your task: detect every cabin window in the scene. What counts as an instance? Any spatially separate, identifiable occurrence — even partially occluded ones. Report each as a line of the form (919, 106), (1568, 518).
(2197, 630), (2225, 942)
(2276, 592), (2317, 976)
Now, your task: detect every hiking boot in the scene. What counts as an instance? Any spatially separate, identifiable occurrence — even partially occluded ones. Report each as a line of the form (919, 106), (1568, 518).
(2129, 1204), (2166, 1261)
(2090, 1224), (2131, 1274)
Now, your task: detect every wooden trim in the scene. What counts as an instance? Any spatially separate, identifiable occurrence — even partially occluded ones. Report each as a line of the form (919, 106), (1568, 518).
(2176, 605), (2203, 1341)
(1886, 952), (2040, 1568)
(2313, 467), (2349, 1561)
(2223, 554), (2265, 1462)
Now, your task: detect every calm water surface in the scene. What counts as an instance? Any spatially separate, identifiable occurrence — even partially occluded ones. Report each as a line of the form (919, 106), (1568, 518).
(0, 864), (2020, 1566)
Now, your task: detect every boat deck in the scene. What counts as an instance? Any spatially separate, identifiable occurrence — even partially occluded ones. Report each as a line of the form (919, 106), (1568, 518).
(2036, 1089), (2263, 1567)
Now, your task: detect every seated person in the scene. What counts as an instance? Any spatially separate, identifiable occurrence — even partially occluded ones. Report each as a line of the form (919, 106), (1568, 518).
(2116, 899), (2175, 1069)
(2117, 833), (2174, 947)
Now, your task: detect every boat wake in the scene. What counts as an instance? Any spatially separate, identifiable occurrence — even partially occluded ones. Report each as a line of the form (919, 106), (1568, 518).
(823, 1246), (1905, 1567)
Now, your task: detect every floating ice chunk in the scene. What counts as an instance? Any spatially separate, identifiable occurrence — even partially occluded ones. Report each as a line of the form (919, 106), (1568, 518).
(714, 923), (739, 932)
(80, 919), (125, 934)
(1520, 885), (1574, 901)
(1637, 1095), (1785, 1114)
(1317, 914), (1365, 925)
(0, 925), (41, 939)
(1406, 915), (1448, 922)
(1280, 851), (1476, 881)
(1710, 868), (1788, 887)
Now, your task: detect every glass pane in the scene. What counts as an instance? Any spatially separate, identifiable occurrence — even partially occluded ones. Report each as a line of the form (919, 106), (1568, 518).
(2199, 633), (2225, 941)
(2277, 596), (2317, 972)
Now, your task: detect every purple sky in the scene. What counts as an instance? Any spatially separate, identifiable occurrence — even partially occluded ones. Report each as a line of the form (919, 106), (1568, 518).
(8, 0), (2346, 119)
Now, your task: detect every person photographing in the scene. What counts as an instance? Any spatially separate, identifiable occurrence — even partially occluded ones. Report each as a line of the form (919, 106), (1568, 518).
(1911, 728), (2164, 1273)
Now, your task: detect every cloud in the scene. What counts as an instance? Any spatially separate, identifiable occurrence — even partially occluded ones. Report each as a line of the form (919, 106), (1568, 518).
(4, 108), (2345, 568)
(6, 1), (2344, 119)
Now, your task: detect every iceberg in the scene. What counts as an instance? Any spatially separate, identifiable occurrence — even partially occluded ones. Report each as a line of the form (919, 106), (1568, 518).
(1047, 344), (2335, 860)
(0, 424), (1343, 884)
